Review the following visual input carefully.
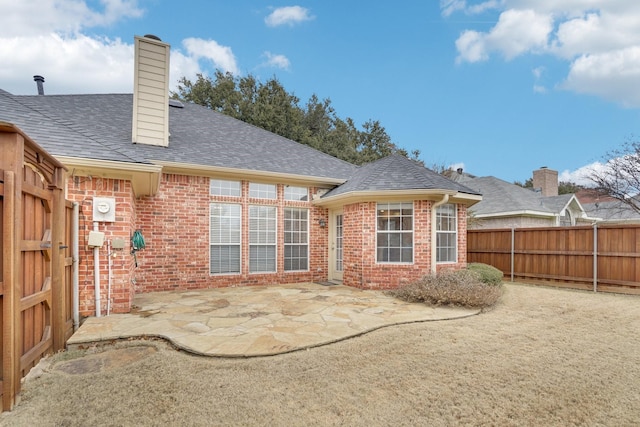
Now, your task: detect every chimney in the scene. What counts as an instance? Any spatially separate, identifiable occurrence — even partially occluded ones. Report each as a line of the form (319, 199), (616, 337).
(33, 75), (45, 95)
(532, 166), (558, 197)
(132, 34), (170, 147)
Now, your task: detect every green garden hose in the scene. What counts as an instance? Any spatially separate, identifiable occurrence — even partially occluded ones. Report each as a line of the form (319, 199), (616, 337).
(131, 230), (146, 267)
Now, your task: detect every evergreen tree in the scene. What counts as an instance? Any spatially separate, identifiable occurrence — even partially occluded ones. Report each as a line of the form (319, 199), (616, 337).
(172, 72), (417, 165)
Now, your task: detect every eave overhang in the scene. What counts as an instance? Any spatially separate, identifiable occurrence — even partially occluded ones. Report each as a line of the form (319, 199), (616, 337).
(55, 156), (162, 197)
(313, 189), (482, 209)
(151, 160), (347, 187)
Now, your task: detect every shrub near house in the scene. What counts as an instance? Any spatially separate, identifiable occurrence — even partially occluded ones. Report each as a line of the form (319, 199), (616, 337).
(388, 263), (504, 309)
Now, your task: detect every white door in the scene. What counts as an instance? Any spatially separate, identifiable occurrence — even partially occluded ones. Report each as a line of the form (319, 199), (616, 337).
(330, 210), (343, 282)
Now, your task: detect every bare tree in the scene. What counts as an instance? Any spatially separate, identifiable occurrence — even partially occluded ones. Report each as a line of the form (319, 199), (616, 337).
(588, 141), (640, 213)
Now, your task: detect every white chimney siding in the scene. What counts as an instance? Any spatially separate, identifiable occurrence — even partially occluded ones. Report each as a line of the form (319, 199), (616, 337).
(132, 35), (170, 147)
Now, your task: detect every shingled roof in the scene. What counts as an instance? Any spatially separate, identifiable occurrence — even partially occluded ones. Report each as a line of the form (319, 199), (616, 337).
(1, 88), (483, 203)
(457, 175), (579, 217)
(323, 154), (481, 198)
(0, 91), (357, 181)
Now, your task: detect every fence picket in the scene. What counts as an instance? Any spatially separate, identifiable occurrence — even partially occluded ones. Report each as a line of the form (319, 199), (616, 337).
(468, 224), (640, 295)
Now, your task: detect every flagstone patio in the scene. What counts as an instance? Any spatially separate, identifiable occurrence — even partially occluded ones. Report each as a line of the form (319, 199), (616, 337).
(67, 283), (479, 357)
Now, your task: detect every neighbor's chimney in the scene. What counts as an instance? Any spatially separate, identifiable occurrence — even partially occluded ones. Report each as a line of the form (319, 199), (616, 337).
(532, 166), (558, 197)
(33, 75), (45, 95)
(132, 34), (170, 147)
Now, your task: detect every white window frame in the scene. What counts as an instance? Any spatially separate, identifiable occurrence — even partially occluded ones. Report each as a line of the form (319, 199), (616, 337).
(249, 183), (277, 199)
(284, 208), (309, 271)
(249, 205), (277, 273)
(376, 202), (414, 264)
(284, 185), (309, 201)
(209, 203), (241, 274)
(436, 203), (457, 263)
(210, 179), (241, 197)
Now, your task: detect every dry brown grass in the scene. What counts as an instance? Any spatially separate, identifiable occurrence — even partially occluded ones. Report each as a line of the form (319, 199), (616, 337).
(2, 283), (639, 426)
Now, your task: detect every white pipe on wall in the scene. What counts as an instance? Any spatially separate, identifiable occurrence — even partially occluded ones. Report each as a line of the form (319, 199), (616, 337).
(430, 194), (450, 274)
(107, 240), (112, 316)
(93, 221), (101, 317)
(72, 202), (80, 330)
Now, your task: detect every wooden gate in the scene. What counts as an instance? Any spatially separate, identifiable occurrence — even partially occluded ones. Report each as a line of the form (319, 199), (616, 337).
(0, 122), (73, 410)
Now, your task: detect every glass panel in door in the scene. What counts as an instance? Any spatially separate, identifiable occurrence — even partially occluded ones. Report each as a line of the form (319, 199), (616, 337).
(332, 212), (343, 282)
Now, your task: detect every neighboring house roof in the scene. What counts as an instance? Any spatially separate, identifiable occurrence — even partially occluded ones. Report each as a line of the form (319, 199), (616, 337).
(456, 175), (586, 220)
(583, 200), (640, 223)
(0, 91), (357, 182)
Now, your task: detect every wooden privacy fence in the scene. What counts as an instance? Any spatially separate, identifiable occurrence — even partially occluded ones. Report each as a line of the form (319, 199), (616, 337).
(468, 224), (640, 295)
(0, 122), (74, 411)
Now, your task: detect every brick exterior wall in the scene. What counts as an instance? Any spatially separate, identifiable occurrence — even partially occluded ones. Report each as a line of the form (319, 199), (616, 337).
(341, 200), (469, 290)
(66, 177), (136, 316)
(68, 173), (470, 315)
(133, 174), (328, 292)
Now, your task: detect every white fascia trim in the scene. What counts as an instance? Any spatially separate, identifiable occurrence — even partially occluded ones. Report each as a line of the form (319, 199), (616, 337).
(314, 189), (482, 208)
(151, 160), (346, 186)
(473, 210), (556, 219)
(56, 156), (162, 173)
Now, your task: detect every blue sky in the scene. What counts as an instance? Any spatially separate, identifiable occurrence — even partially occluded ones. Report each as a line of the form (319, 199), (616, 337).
(2, 1), (640, 185)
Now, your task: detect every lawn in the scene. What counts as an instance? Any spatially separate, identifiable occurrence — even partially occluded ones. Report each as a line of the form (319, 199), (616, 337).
(2, 283), (639, 426)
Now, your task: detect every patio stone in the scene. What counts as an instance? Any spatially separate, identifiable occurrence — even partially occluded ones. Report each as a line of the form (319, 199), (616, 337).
(67, 283), (479, 357)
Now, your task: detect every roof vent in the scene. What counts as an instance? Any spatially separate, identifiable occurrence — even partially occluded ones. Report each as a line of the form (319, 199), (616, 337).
(33, 75), (45, 95)
(169, 99), (184, 108)
(144, 34), (162, 41)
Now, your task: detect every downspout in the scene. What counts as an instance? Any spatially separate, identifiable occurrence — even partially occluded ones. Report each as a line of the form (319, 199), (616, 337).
(430, 194), (450, 274)
(93, 221), (101, 317)
(107, 239), (112, 316)
(72, 202), (80, 331)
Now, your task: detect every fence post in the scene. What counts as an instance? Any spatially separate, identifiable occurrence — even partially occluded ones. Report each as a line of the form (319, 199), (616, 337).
(593, 222), (598, 293)
(2, 171), (17, 411)
(511, 227), (515, 282)
(51, 168), (66, 351)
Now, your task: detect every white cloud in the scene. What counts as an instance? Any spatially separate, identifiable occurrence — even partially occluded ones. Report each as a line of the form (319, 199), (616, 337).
(440, 0), (467, 17)
(0, 0), (242, 96)
(0, 33), (235, 95)
(560, 162), (605, 186)
(531, 66), (543, 79)
(0, 34), (134, 94)
(455, 30), (488, 63)
(0, 0), (143, 37)
(169, 50), (204, 92)
(182, 38), (239, 76)
(265, 6), (314, 27)
(467, 0), (500, 15)
(532, 66), (547, 93)
(261, 52), (291, 70)
(563, 48), (640, 107)
(455, 9), (552, 63)
(445, 1), (640, 107)
(440, 0), (499, 17)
